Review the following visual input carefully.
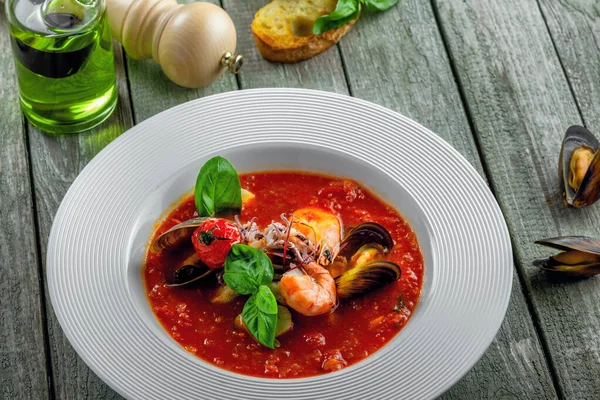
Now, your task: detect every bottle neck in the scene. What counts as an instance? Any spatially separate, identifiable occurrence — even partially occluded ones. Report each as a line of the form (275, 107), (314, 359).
(6, 0), (104, 36)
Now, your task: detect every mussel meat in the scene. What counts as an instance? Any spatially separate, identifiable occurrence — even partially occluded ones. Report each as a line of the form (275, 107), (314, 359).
(151, 217), (209, 252)
(335, 260), (401, 299)
(328, 243), (386, 279)
(349, 244), (386, 266)
(559, 126), (600, 207)
(534, 236), (600, 277)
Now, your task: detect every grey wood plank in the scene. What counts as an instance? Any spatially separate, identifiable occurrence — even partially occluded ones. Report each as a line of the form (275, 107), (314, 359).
(434, 0), (600, 397)
(126, 0), (238, 123)
(339, 2), (556, 398)
(0, 5), (52, 400)
(536, 1), (600, 397)
(538, 0), (600, 132)
(28, 43), (133, 400)
(127, 56), (238, 123)
(26, 0), (235, 396)
(222, 0), (349, 93)
(30, 0), (235, 396)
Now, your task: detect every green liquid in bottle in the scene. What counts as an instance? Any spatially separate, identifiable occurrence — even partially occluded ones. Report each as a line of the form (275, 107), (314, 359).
(7, 0), (117, 134)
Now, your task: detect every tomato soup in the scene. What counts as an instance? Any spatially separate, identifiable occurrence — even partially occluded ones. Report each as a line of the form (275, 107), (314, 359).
(144, 172), (424, 378)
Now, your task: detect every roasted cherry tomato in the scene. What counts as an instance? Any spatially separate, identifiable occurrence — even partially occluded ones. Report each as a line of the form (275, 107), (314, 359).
(191, 219), (241, 269)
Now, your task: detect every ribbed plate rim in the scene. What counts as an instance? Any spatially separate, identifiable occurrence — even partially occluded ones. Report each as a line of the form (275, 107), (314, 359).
(47, 88), (512, 400)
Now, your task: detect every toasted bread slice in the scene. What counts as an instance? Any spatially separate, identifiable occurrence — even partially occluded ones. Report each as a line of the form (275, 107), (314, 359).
(252, 0), (356, 63)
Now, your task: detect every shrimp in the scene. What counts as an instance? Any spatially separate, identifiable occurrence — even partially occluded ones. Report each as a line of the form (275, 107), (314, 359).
(279, 261), (337, 316)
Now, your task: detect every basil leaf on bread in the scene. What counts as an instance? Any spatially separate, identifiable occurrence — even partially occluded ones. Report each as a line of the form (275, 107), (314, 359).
(313, 0), (401, 35)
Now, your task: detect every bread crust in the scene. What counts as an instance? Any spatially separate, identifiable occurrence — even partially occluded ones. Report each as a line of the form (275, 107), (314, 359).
(251, 13), (356, 63)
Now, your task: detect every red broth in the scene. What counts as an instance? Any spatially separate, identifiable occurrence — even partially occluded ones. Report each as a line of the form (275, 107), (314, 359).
(144, 172), (424, 378)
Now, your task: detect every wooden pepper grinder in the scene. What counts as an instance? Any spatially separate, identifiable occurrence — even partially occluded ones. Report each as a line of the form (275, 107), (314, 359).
(106, 0), (243, 88)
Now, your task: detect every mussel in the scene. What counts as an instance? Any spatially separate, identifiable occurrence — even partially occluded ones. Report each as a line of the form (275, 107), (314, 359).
(328, 243), (386, 279)
(167, 253), (213, 287)
(559, 126), (600, 207)
(327, 222), (394, 278)
(335, 261), (401, 299)
(338, 222), (394, 259)
(151, 217), (209, 252)
(534, 236), (600, 277)
(330, 222), (400, 298)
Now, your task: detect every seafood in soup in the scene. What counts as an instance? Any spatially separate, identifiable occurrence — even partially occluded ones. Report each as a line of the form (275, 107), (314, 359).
(144, 157), (423, 378)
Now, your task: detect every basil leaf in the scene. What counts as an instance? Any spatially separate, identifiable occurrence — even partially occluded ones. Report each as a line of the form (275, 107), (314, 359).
(313, 0), (361, 35)
(254, 285), (279, 314)
(194, 156), (242, 217)
(223, 244), (274, 295)
(361, 0), (400, 11)
(243, 286), (278, 348)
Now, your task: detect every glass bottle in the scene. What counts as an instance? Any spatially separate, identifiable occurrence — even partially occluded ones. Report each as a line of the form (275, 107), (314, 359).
(5, 0), (118, 134)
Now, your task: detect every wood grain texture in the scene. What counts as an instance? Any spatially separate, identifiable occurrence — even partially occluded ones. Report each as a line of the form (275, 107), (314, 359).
(28, 43), (133, 400)
(434, 0), (600, 397)
(340, 2), (556, 398)
(537, 1), (600, 397)
(538, 0), (600, 132)
(126, 0), (238, 123)
(222, 0), (349, 93)
(0, 5), (52, 400)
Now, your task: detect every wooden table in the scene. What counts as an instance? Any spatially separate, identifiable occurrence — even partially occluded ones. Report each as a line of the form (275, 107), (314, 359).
(2, 0), (599, 398)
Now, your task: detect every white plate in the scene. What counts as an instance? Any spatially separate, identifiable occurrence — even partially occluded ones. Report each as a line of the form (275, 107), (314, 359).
(48, 89), (512, 400)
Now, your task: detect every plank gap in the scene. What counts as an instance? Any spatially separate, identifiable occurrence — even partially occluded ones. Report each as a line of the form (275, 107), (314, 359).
(535, 0), (587, 128)
(23, 118), (57, 400)
(508, 237), (566, 400)
(336, 43), (354, 97)
(429, 0), (490, 184)
(234, 68), (242, 90)
(120, 44), (139, 126)
(216, 0), (242, 90)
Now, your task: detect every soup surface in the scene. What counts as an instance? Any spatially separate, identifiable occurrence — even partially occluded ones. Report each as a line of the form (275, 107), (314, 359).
(144, 172), (424, 378)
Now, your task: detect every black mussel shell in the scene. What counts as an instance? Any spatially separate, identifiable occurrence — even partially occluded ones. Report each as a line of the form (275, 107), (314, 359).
(339, 223), (394, 259)
(151, 217), (210, 253)
(166, 253), (213, 287)
(559, 125), (600, 207)
(167, 264), (212, 287)
(335, 260), (401, 299)
(535, 236), (600, 255)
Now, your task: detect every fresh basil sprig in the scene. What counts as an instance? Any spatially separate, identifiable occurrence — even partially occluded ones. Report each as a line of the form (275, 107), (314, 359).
(312, 0), (401, 35)
(224, 244), (278, 348)
(194, 156), (242, 217)
(223, 244), (274, 295)
(242, 285), (278, 349)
